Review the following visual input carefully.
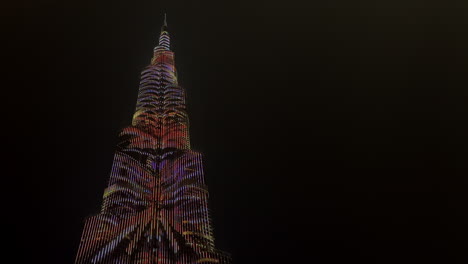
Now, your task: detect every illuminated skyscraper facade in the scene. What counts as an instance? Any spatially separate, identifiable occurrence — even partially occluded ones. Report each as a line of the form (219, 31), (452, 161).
(75, 17), (231, 264)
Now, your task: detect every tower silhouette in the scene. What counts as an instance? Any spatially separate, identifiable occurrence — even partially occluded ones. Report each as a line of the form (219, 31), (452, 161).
(75, 16), (232, 264)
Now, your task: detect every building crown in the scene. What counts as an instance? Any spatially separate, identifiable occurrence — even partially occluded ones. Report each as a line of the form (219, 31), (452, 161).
(154, 13), (170, 52)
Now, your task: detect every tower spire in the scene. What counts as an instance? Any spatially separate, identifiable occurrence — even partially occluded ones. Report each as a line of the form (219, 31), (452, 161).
(161, 13), (168, 32)
(155, 13), (170, 52)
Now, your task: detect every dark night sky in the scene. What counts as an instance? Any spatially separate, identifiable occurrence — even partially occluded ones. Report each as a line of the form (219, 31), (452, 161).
(6, 0), (468, 263)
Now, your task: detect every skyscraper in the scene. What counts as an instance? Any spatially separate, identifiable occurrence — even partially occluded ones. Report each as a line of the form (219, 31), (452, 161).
(75, 16), (232, 264)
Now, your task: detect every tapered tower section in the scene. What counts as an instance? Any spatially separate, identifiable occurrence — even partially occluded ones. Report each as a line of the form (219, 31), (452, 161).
(75, 17), (232, 264)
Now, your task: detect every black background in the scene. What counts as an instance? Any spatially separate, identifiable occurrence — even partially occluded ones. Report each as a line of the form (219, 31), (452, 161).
(6, 0), (468, 263)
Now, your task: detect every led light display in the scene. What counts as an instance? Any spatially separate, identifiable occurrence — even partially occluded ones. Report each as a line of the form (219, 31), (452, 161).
(75, 17), (232, 264)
